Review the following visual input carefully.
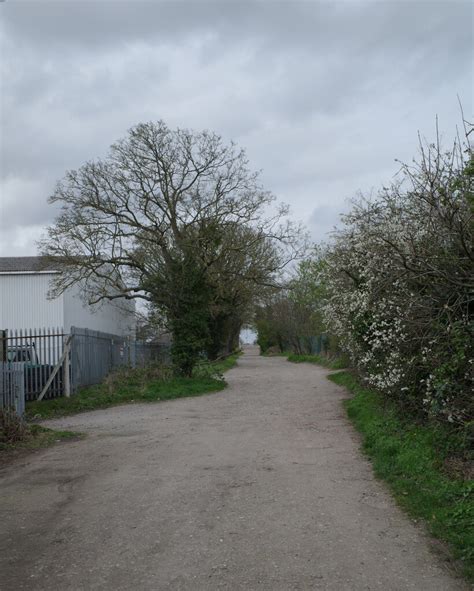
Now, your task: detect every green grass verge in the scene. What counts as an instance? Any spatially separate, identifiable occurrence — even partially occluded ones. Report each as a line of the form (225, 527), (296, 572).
(329, 370), (474, 582)
(26, 352), (241, 421)
(0, 424), (81, 454)
(206, 352), (241, 373)
(287, 352), (348, 370)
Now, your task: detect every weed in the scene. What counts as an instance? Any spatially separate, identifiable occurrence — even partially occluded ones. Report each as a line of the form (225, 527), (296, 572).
(0, 421), (79, 453)
(0, 408), (29, 444)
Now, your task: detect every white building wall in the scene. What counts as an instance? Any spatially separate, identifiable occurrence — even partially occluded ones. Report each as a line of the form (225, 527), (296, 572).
(0, 273), (135, 336)
(63, 283), (136, 337)
(0, 273), (64, 330)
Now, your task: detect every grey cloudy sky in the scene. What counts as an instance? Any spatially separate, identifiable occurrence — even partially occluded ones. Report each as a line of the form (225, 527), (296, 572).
(1, 1), (472, 256)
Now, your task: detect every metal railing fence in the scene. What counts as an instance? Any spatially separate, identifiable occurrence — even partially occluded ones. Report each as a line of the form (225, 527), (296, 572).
(1, 328), (66, 401)
(0, 327), (171, 411)
(69, 328), (170, 391)
(133, 340), (171, 367)
(0, 362), (25, 416)
(70, 327), (128, 391)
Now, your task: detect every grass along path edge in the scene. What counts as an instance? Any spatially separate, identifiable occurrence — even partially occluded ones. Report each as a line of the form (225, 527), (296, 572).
(0, 424), (82, 459)
(26, 352), (241, 421)
(286, 352), (349, 370)
(329, 370), (474, 583)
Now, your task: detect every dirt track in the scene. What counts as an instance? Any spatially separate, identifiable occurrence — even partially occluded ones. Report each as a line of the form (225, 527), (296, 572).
(0, 347), (466, 590)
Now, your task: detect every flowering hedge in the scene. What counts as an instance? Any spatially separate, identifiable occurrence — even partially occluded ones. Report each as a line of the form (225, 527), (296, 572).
(322, 136), (473, 426)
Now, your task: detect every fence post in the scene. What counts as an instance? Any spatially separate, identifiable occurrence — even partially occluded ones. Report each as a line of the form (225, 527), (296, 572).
(63, 334), (71, 398)
(0, 330), (7, 362)
(37, 335), (72, 401)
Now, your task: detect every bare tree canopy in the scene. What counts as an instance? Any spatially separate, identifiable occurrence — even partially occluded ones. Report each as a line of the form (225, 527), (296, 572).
(40, 120), (305, 373)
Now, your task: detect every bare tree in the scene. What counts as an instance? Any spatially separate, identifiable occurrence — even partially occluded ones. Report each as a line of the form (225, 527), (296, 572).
(40, 121), (304, 374)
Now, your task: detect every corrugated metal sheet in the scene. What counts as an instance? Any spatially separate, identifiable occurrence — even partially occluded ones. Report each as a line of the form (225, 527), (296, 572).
(0, 273), (135, 337)
(64, 284), (136, 336)
(0, 273), (64, 330)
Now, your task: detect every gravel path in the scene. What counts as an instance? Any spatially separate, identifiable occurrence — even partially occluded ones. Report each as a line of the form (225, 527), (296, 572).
(0, 346), (466, 590)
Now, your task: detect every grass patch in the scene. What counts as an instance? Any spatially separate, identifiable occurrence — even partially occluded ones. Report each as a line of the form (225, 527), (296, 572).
(26, 352), (241, 421)
(0, 424), (80, 454)
(287, 352), (349, 370)
(215, 352), (241, 372)
(329, 370), (474, 582)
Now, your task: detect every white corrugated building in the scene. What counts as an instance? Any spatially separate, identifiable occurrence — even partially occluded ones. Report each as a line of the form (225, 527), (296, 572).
(0, 257), (135, 336)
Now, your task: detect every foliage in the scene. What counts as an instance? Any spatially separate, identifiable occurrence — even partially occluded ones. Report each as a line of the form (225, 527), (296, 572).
(166, 248), (213, 375)
(288, 248), (327, 334)
(322, 132), (473, 426)
(330, 371), (474, 582)
(193, 351), (241, 380)
(26, 355), (239, 420)
(40, 120), (303, 375)
(255, 248), (330, 354)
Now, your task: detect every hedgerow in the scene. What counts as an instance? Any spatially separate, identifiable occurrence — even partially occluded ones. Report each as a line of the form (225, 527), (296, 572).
(322, 130), (473, 426)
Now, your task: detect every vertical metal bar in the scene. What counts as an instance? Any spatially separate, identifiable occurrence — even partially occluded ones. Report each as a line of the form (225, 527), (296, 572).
(70, 327), (74, 394)
(85, 329), (89, 387)
(29, 327), (33, 400)
(33, 327), (37, 400)
(49, 327), (52, 398)
(69, 327), (74, 394)
(49, 327), (53, 399)
(57, 327), (60, 397)
(28, 327), (32, 401)
(60, 327), (63, 396)
(83, 329), (87, 388)
(56, 327), (59, 397)
(50, 326), (59, 398)
(41, 327), (46, 398)
(48, 326), (58, 398)
(64, 334), (71, 397)
(18, 328), (22, 399)
(54, 327), (58, 398)
(35, 328), (44, 398)
(42, 327), (46, 398)
(48, 327), (52, 397)
(17, 329), (22, 402)
(0, 329), (6, 362)
(24, 327), (31, 395)
(40, 326), (44, 398)
(52, 329), (57, 397)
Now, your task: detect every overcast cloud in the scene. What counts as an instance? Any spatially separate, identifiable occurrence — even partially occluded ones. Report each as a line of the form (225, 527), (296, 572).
(1, 1), (472, 256)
